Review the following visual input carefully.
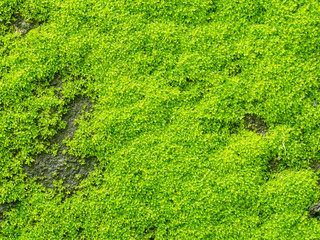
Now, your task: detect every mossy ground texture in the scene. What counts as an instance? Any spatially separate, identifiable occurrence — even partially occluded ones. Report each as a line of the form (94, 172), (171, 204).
(1, 0), (320, 239)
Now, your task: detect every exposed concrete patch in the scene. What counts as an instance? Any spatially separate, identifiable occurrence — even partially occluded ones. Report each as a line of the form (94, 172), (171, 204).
(24, 78), (98, 191)
(243, 113), (269, 137)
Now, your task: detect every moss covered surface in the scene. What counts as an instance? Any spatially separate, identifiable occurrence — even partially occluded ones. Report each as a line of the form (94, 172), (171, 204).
(1, 0), (320, 239)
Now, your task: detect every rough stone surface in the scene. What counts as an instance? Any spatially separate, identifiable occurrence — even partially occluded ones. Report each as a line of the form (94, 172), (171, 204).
(13, 16), (31, 35)
(24, 78), (98, 191)
(243, 113), (269, 137)
(0, 204), (9, 223)
(308, 162), (320, 218)
(12, 15), (40, 37)
(311, 161), (320, 172)
(309, 202), (320, 218)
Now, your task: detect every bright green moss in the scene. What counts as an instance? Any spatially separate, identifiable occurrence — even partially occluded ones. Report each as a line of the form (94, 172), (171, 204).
(1, 0), (320, 239)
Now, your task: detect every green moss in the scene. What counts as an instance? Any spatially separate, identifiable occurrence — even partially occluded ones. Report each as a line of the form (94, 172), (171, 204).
(1, 0), (320, 239)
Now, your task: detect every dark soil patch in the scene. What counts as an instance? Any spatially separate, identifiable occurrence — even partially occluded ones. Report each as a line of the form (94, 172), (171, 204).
(24, 78), (98, 191)
(243, 113), (268, 137)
